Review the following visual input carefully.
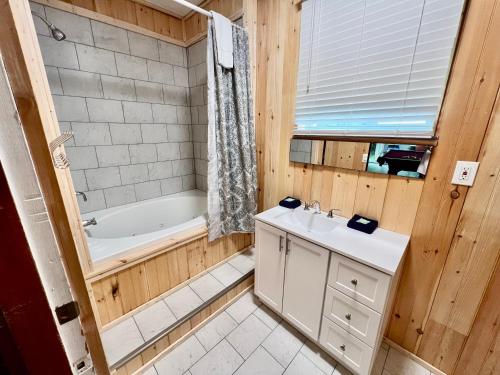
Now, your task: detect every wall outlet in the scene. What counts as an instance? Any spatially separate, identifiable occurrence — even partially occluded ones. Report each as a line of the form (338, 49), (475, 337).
(451, 161), (479, 186)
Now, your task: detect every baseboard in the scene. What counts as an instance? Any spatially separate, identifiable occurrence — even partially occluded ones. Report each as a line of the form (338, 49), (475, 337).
(130, 284), (255, 375)
(383, 337), (447, 375)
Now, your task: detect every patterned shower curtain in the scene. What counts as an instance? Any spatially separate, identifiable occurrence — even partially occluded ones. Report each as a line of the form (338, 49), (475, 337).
(206, 19), (257, 241)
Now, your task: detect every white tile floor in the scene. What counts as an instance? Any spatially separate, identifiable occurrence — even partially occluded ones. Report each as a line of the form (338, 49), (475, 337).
(102, 249), (255, 366)
(145, 291), (436, 375)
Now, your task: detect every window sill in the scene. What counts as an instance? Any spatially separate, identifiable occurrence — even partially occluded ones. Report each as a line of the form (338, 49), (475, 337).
(292, 134), (439, 146)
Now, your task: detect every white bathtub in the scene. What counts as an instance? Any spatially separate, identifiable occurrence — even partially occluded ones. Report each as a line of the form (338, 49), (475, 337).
(83, 190), (207, 262)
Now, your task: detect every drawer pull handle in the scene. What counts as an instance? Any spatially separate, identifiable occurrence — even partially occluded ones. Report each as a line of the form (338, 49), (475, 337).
(279, 236), (283, 252)
(345, 313), (351, 321)
(340, 344), (346, 351)
(351, 279), (358, 286)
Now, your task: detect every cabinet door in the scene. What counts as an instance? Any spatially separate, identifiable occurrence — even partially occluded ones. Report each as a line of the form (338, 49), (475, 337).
(282, 234), (330, 340)
(254, 221), (287, 313)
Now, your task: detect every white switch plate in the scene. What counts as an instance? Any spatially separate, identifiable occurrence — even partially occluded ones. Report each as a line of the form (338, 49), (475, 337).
(451, 161), (479, 186)
(362, 153), (368, 163)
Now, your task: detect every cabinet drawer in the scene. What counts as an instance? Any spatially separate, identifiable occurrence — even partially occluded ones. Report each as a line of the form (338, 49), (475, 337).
(320, 317), (373, 375)
(328, 253), (391, 312)
(324, 287), (381, 347)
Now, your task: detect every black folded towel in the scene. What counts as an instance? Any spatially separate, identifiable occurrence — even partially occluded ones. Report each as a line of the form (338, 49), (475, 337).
(347, 214), (378, 234)
(279, 196), (301, 209)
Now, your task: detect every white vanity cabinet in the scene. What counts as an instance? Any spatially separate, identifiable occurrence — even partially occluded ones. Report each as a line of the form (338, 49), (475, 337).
(254, 221), (329, 340)
(254, 208), (408, 375)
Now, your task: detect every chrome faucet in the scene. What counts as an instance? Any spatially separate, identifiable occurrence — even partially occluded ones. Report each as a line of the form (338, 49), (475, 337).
(76, 191), (87, 202)
(82, 217), (97, 227)
(304, 200), (321, 213)
(310, 200), (321, 214)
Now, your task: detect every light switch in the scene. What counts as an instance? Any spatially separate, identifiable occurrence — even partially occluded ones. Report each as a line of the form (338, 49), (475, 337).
(362, 153), (368, 163)
(451, 161), (479, 186)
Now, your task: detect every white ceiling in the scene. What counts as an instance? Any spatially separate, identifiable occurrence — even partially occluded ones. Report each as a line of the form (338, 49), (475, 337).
(142, 0), (205, 18)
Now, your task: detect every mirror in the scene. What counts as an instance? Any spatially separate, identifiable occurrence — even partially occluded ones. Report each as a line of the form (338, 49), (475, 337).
(289, 139), (324, 165)
(367, 143), (431, 178)
(289, 138), (432, 179)
(323, 141), (369, 171)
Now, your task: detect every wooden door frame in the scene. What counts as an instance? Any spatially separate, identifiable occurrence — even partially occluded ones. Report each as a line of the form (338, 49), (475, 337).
(0, 164), (73, 375)
(0, 0), (107, 373)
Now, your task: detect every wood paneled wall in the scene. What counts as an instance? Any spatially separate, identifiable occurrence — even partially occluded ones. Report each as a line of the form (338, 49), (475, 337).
(417, 90), (500, 373)
(90, 233), (251, 327)
(255, 0), (500, 373)
(183, 0), (243, 43)
(35, 0), (245, 46)
(58, 0), (184, 41)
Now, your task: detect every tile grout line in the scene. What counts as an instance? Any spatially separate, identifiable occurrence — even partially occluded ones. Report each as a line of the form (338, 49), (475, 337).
(224, 303), (280, 375)
(109, 267), (254, 369)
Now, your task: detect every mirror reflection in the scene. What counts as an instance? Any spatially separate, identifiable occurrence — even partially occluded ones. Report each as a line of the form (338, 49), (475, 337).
(289, 139), (323, 165)
(367, 143), (431, 178)
(289, 138), (432, 179)
(323, 141), (369, 171)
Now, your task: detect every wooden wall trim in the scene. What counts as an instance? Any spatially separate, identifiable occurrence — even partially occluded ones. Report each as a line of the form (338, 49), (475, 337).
(387, 0), (500, 352)
(0, 0), (108, 372)
(32, 0), (186, 46)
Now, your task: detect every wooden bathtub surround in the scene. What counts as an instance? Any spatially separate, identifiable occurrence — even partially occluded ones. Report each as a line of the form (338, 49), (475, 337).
(87, 226), (208, 281)
(0, 0), (107, 372)
(254, 0), (500, 373)
(115, 276), (255, 375)
(90, 232), (252, 327)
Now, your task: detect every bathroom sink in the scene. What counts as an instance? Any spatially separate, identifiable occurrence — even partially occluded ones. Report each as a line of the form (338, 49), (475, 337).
(275, 209), (338, 234)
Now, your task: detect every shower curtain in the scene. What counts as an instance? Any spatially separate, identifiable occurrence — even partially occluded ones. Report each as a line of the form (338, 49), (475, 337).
(206, 19), (257, 241)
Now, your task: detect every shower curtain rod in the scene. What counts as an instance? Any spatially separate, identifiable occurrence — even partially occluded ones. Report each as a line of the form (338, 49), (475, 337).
(172, 0), (245, 29)
(172, 0), (212, 18)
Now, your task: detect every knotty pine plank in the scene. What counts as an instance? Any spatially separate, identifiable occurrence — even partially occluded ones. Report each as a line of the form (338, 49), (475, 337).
(380, 177), (424, 235)
(134, 3), (155, 30)
(417, 92), (500, 372)
(453, 260), (500, 375)
(353, 172), (389, 221)
(329, 168), (359, 218)
(186, 239), (205, 277)
(91, 233), (252, 326)
(387, 0), (500, 353)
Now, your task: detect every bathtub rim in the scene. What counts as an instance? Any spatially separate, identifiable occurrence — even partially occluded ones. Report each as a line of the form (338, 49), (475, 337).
(86, 223), (208, 282)
(84, 190), (208, 282)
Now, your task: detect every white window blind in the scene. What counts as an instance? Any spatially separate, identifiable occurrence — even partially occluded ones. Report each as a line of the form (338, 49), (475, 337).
(294, 0), (465, 138)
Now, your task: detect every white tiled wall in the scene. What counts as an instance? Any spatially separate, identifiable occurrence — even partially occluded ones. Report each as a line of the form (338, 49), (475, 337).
(188, 39), (208, 191)
(32, 2), (199, 213)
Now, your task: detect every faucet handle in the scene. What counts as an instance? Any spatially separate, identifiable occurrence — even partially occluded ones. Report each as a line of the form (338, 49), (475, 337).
(327, 208), (341, 218)
(303, 201), (311, 210)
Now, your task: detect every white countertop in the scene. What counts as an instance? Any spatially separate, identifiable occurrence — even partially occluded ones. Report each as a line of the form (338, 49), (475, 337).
(255, 206), (409, 275)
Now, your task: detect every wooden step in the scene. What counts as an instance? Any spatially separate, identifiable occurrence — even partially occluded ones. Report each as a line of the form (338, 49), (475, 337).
(101, 247), (255, 372)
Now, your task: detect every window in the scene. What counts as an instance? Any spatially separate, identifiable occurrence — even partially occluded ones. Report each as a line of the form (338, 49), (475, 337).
(294, 0), (465, 138)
